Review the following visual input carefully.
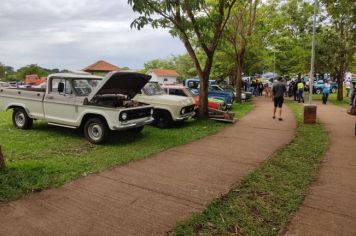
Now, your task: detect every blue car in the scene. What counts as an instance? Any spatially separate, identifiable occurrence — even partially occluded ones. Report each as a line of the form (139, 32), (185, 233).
(183, 78), (234, 108)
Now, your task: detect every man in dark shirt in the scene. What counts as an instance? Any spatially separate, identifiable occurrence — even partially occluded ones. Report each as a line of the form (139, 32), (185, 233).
(272, 77), (287, 121)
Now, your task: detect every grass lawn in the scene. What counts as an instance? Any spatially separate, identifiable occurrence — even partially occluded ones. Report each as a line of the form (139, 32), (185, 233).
(307, 92), (351, 107)
(0, 102), (253, 202)
(170, 101), (329, 236)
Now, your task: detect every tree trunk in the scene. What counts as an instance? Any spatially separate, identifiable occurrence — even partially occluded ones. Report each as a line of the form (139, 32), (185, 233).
(234, 52), (244, 103)
(337, 71), (344, 101)
(198, 72), (209, 117)
(0, 146), (5, 170)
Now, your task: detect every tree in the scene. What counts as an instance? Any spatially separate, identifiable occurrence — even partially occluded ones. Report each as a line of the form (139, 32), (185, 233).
(224, 0), (259, 103)
(128, 0), (237, 117)
(143, 57), (176, 72)
(321, 0), (356, 101)
(16, 64), (49, 80)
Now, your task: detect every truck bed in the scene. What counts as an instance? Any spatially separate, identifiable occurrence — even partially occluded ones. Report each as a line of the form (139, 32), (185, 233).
(0, 87), (46, 119)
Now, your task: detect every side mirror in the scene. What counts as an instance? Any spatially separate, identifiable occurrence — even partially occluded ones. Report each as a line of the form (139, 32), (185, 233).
(58, 82), (64, 93)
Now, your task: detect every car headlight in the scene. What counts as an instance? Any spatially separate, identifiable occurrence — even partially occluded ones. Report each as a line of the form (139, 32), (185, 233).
(121, 112), (127, 120)
(181, 108), (186, 115)
(150, 109), (154, 115)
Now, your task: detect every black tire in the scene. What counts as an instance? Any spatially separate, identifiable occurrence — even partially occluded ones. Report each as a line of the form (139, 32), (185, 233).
(331, 87), (337, 93)
(83, 118), (109, 144)
(316, 89), (322, 94)
(12, 108), (33, 129)
(153, 110), (173, 128)
(130, 126), (144, 133)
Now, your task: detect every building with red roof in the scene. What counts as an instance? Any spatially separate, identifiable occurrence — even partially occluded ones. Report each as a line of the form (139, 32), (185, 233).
(147, 68), (179, 84)
(82, 60), (120, 75)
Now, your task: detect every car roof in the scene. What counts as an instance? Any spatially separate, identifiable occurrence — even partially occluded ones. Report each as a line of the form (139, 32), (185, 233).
(48, 72), (103, 79)
(161, 84), (187, 89)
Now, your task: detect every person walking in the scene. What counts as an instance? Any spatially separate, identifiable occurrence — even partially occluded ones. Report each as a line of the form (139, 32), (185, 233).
(346, 80), (351, 97)
(272, 77), (287, 121)
(297, 79), (305, 103)
(293, 80), (298, 101)
(322, 80), (331, 104)
(258, 82), (264, 96)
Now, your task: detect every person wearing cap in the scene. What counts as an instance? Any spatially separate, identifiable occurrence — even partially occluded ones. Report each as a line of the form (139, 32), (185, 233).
(322, 80), (331, 104)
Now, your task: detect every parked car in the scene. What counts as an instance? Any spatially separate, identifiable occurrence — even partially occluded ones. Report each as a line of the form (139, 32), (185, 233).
(313, 81), (338, 94)
(134, 82), (196, 128)
(183, 78), (234, 107)
(0, 82), (10, 88)
(161, 84), (225, 111)
(0, 72), (154, 144)
(211, 84), (252, 101)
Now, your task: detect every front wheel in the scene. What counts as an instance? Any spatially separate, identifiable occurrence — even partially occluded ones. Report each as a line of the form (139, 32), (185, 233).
(84, 118), (109, 144)
(331, 87), (337, 93)
(153, 110), (173, 128)
(12, 108), (33, 129)
(315, 89), (322, 94)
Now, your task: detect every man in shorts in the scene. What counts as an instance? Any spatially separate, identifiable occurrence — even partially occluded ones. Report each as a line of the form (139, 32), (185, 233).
(272, 77), (287, 121)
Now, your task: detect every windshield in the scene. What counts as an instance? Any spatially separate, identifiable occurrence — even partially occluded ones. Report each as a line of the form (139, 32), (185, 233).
(188, 88), (199, 96)
(143, 82), (166, 95)
(73, 79), (101, 96)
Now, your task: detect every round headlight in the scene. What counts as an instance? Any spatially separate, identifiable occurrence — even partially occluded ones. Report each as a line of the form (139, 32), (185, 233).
(121, 112), (127, 120)
(150, 109), (154, 115)
(181, 108), (186, 115)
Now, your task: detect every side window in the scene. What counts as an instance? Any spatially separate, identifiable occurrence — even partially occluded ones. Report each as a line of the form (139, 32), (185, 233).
(175, 89), (186, 97)
(50, 78), (72, 95)
(169, 89), (176, 95)
(65, 80), (72, 94)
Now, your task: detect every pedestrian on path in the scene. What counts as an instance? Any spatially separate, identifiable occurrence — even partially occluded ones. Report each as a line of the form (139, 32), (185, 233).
(322, 80), (331, 104)
(345, 80), (351, 97)
(297, 79), (304, 103)
(272, 77), (287, 121)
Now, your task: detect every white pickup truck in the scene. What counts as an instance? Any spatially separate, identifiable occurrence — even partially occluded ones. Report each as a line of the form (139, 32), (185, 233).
(0, 72), (154, 144)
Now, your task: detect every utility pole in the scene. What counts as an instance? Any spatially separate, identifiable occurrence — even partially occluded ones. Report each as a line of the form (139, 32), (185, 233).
(304, 0), (318, 124)
(309, 0), (318, 104)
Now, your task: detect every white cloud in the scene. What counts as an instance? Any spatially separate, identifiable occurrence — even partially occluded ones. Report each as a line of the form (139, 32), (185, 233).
(0, 0), (186, 70)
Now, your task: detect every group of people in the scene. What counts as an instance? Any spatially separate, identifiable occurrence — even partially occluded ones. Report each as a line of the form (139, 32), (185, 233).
(270, 77), (337, 121)
(244, 80), (266, 97)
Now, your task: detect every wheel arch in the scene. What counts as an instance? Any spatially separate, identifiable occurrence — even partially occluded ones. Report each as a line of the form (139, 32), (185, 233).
(80, 113), (109, 129)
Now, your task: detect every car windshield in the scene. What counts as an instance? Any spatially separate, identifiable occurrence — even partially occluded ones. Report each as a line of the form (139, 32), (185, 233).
(73, 79), (101, 96)
(188, 88), (199, 96)
(143, 82), (166, 95)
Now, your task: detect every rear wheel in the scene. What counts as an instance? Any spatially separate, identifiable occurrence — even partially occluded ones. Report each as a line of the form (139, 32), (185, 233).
(331, 87), (337, 93)
(315, 89), (322, 94)
(12, 108), (33, 129)
(84, 118), (109, 144)
(153, 110), (173, 128)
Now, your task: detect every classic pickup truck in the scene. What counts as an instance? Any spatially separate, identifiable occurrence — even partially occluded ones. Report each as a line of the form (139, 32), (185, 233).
(134, 82), (195, 128)
(0, 72), (154, 144)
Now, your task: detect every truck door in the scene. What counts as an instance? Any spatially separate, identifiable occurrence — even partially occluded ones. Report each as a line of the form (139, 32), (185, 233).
(43, 78), (76, 125)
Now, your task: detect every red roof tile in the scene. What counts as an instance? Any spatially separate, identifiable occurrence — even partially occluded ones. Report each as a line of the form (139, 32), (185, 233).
(83, 60), (120, 72)
(149, 69), (179, 77)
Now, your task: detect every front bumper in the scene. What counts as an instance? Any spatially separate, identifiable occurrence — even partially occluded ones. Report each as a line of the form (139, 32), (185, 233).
(113, 117), (154, 130)
(175, 112), (195, 121)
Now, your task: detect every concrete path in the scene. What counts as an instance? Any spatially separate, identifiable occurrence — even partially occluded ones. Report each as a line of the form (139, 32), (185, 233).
(283, 103), (356, 236)
(0, 98), (296, 236)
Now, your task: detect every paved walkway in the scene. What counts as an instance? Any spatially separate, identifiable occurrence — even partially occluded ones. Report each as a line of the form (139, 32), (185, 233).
(0, 98), (296, 236)
(283, 103), (356, 236)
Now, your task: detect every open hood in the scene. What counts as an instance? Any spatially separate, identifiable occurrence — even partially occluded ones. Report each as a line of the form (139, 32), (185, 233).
(87, 71), (151, 101)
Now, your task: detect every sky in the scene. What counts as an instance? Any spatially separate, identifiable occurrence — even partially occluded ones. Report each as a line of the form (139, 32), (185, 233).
(0, 0), (186, 70)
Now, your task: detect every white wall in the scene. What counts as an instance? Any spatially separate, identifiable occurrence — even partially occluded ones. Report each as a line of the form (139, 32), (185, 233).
(148, 72), (177, 84)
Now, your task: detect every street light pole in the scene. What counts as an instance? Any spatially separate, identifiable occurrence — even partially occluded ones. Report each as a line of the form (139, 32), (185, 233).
(273, 50), (276, 79)
(309, 0), (318, 104)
